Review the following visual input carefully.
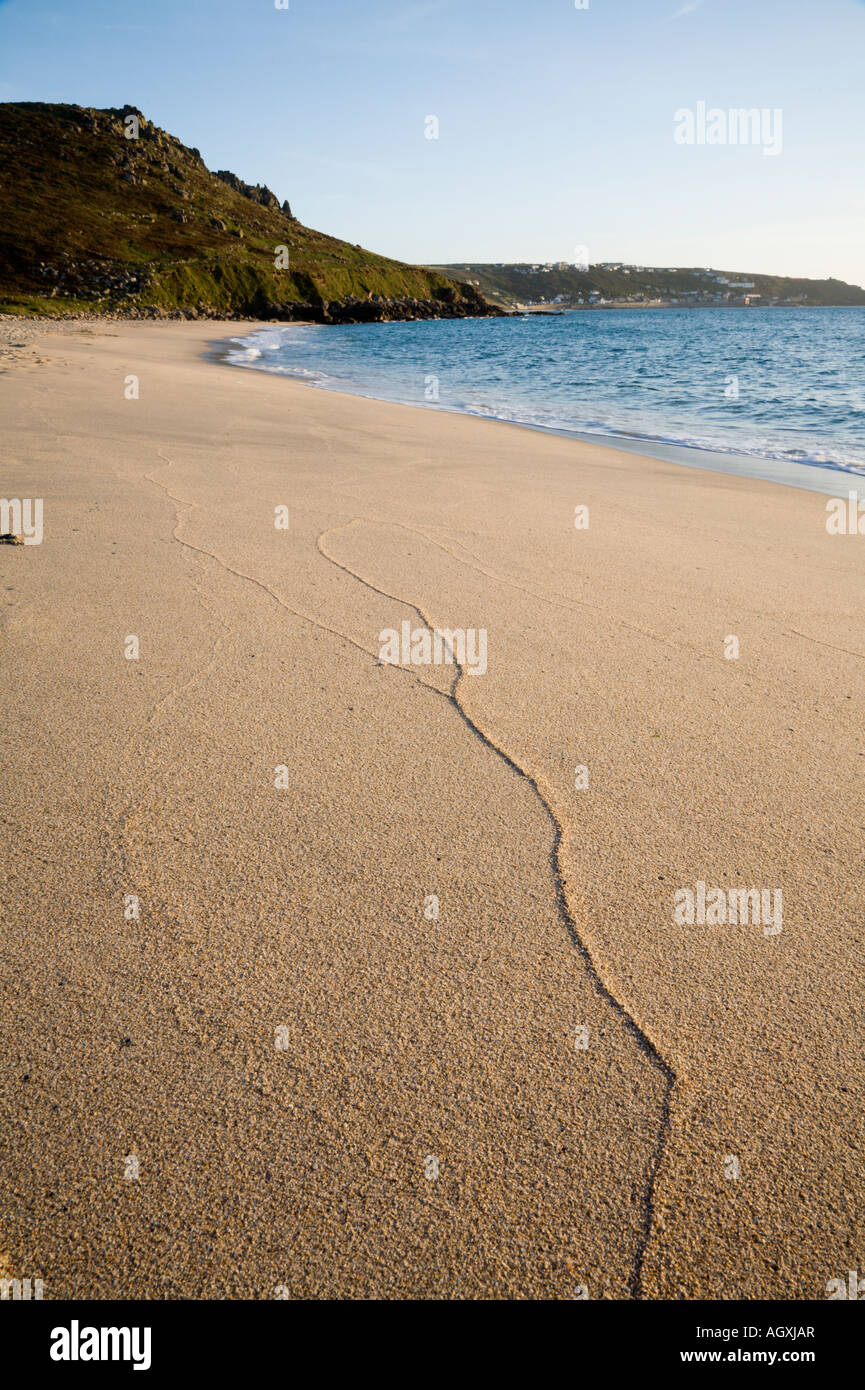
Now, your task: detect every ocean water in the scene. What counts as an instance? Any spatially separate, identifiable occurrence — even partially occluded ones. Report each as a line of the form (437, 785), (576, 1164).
(222, 307), (865, 493)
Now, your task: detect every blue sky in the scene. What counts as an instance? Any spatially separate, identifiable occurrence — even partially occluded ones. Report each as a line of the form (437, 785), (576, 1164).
(2, 0), (864, 285)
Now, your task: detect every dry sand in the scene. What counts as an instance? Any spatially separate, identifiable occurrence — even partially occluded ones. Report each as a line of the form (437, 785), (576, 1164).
(0, 318), (862, 1300)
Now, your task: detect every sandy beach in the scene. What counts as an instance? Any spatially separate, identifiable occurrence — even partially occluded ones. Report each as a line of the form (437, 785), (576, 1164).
(0, 318), (862, 1300)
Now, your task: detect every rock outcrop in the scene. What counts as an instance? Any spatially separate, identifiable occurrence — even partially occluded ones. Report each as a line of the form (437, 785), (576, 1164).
(214, 170), (294, 221)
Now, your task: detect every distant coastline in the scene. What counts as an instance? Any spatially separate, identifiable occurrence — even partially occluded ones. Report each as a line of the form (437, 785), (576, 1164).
(428, 262), (865, 312)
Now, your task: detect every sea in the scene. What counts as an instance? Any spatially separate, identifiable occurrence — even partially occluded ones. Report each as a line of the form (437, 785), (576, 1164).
(221, 306), (865, 496)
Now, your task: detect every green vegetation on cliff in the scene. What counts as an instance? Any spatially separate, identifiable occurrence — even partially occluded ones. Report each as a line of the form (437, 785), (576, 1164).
(0, 102), (498, 322)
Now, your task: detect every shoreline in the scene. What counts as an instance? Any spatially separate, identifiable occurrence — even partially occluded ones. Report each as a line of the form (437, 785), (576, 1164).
(210, 319), (861, 499)
(4, 313), (861, 497)
(1, 318), (862, 1299)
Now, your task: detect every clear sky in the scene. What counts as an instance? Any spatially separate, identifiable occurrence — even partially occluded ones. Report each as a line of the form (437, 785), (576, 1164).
(2, 0), (864, 286)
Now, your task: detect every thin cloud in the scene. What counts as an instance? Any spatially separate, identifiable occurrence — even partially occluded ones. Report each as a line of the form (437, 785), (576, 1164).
(666, 1), (703, 19)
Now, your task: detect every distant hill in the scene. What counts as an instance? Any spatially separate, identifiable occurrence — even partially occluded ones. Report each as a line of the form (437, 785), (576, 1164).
(0, 102), (499, 322)
(428, 262), (865, 310)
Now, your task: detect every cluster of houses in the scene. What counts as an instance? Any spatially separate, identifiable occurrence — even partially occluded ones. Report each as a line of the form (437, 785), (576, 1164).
(514, 265), (811, 309)
(508, 262), (576, 273)
(451, 262), (816, 311)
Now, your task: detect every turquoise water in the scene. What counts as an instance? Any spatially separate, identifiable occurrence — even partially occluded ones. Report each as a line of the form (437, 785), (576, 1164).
(224, 307), (865, 492)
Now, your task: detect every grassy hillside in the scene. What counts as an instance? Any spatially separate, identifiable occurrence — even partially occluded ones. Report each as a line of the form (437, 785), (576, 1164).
(430, 262), (865, 310)
(0, 102), (499, 322)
